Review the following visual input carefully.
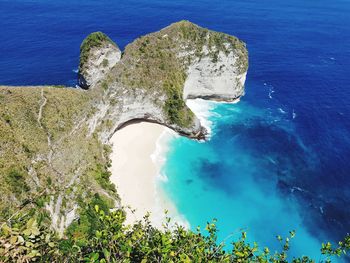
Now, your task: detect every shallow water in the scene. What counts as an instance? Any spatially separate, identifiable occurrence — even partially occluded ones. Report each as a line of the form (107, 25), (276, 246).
(161, 99), (323, 258)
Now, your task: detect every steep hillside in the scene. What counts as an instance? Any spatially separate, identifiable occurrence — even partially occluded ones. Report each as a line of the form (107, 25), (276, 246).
(0, 21), (248, 235)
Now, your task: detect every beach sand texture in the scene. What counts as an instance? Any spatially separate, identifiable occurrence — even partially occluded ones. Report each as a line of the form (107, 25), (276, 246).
(109, 122), (184, 227)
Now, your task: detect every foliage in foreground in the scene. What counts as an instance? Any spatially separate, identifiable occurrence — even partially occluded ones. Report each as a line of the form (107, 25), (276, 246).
(0, 205), (349, 263)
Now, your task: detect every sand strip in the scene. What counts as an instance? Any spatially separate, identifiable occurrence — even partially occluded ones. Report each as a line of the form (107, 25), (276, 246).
(109, 122), (184, 227)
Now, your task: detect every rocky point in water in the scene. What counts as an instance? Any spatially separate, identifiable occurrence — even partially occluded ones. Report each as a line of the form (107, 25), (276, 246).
(0, 20), (248, 235)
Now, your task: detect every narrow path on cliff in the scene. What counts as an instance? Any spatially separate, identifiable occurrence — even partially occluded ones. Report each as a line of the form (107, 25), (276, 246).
(37, 88), (47, 128)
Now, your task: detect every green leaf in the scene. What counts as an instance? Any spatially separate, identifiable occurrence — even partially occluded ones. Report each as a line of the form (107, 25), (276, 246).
(2, 225), (11, 236)
(23, 229), (31, 236)
(90, 252), (99, 261)
(96, 230), (102, 239)
(48, 242), (55, 248)
(235, 251), (245, 258)
(45, 234), (51, 243)
(32, 227), (40, 236)
(10, 235), (17, 244)
(103, 248), (110, 259)
(26, 218), (36, 228)
(25, 241), (34, 247)
(28, 249), (40, 258)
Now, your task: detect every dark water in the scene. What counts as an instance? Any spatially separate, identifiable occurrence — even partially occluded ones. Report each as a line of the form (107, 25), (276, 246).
(1, 0), (349, 260)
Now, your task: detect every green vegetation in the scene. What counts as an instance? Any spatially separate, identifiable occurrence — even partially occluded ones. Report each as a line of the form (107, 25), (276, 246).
(176, 20), (248, 74)
(102, 59), (109, 68)
(1, 204), (349, 262)
(101, 81), (108, 91)
(113, 20), (248, 126)
(67, 193), (113, 244)
(79, 32), (117, 72)
(163, 73), (194, 127)
(115, 27), (192, 126)
(92, 163), (116, 193)
(5, 169), (30, 196)
(0, 21), (252, 262)
(0, 86), (117, 224)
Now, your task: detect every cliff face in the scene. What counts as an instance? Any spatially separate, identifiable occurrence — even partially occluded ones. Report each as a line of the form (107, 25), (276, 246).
(78, 21), (248, 140)
(78, 32), (122, 89)
(0, 21), (248, 235)
(183, 48), (247, 101)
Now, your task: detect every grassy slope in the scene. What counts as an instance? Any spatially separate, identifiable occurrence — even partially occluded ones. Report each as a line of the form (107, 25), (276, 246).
(0, 85), (117, 222)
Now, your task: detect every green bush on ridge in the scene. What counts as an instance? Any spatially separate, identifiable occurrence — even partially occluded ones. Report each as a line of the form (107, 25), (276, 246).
(1, 202), (349, 263)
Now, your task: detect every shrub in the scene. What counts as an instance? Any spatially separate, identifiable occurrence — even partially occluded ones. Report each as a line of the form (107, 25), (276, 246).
(1, 206), (349, 262)
(5, 169), (30, 196)
(102, 59), (109, 68)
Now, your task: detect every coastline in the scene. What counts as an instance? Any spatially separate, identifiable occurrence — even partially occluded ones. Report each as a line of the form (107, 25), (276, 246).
(109, 122), (186, 227)
(108, 99), (219, 228)
(108, 99), (237, 229)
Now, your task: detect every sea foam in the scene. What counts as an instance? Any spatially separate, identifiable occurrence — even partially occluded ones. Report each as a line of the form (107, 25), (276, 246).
(186, 99), (217, 137)
(150, 128), (190, 229)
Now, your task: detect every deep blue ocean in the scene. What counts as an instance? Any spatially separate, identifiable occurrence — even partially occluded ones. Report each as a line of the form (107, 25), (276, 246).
(1, 0), (349, 260)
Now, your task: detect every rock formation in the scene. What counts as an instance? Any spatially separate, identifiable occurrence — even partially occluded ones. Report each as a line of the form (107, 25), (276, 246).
(0, 21), (248, 234)
(78, 20), (248, 140)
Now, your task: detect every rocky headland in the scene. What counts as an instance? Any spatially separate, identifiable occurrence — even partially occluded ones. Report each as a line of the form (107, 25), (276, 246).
(0, 20), (248, 235)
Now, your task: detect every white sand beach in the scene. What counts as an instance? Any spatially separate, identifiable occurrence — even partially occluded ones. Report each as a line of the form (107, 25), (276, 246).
(109, 122), (186, 227)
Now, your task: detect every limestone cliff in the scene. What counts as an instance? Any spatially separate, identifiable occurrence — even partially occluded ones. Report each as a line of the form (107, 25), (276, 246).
(78, 20), (248, 140)
(78, 32), (122, 89)
(0, 21), (248, 235)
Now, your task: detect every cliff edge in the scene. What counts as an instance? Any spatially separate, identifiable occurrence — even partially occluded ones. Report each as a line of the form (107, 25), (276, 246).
(0, 21), (248, 235)
(78, 20), (248, 139)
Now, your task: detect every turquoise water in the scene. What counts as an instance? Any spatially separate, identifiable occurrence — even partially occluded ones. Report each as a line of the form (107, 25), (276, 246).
(1, 0), (349, 260)
(161, 100), (324, 259)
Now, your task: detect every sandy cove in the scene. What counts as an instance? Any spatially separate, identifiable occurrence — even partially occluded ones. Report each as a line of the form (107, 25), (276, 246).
(109, 122), (186, 227)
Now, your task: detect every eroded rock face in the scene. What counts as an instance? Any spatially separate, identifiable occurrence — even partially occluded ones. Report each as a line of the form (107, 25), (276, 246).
(79, 21), (248, 139)
(78, 32), (121, 89)
(183, 49), (247, 101)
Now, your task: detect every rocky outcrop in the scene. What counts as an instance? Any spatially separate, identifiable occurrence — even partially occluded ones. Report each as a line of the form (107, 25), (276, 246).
(79, 20), (248, 139)
(183, 47), (247, 101)
(78, 32), (121, 89)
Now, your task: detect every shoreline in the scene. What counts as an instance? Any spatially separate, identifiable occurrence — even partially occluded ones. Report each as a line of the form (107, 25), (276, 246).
(108, 99), (220, 228)
(109, 122), (185, 227)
